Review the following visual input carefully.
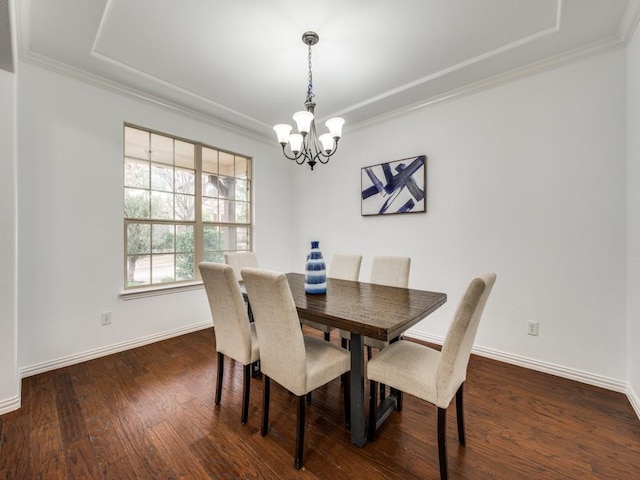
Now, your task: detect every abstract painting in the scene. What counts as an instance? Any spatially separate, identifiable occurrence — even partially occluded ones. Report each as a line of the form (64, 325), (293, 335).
(361, 155), (427, 216)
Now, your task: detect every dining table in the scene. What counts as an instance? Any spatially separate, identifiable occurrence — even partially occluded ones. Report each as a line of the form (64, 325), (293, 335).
(283, 272), (447, 447)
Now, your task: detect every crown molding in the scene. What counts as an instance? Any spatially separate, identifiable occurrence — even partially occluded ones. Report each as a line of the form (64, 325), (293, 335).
(619, 0), (640, 44)
(18, 48), (274, 144)
(348, 34), (626, 132)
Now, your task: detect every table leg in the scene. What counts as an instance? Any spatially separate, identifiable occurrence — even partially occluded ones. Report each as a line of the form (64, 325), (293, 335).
(349, 333), (367, 447)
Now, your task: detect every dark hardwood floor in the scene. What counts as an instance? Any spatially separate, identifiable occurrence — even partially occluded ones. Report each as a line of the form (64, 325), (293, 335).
(1, 327), (639, 479)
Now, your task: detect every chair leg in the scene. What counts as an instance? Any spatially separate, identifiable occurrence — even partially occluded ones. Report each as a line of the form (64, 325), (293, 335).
(324, 331), (331, 342)
(343, 372), (351, 430)
(456, 383), (465, 446)
(396, 389), (403, 412)
(306, 392), (312, 404)
(261, 376), (270, 436)
(241, 364), (251, 425)
(215, 352), (224, 405)
(438, 407), (448, 480)
(368, 380), (378, 442)
(295, 395), (306, 470)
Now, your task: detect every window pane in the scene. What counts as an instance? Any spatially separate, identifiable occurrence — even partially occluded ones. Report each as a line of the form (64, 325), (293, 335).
(204, 251), (223, 263)
(151, 164), (174, 192)
(176, 253), (195, 281)
(127, 254), (150, 286)
(175, 194), (195, 221)
(235, 178), (248, 201)
(218, 199), (230, 222)
(235, 156), (249, 179)
(175, 140), (195, 169)
(152, 224), (174, 253)
(127, 223), (150, 254)
(207, 174), (232, 199)
(202, 174), (217, 197)
(124, 188), (150, 219)
(124, 126), (149, 160)
(203, 226), (221, 251)
(219, 151), (234, 176)
(236, 227), (250, 250)
(150, 134), (173, 165)
(235, 201), (249, 223)
(219, 226), (249, 251)
(152, 254), (175, 283)
(125, 158), (149, 188)
(175, 168), (195, 194)
(203, 147), (218, 174)
(175, 225), (194, 253)
(151, 191), (174, 219)
(202, 197), (218, 222)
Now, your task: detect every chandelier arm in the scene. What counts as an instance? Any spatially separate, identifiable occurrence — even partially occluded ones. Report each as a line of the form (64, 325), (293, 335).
(315, 139), (340, 164)
(280, 145), (308, 165)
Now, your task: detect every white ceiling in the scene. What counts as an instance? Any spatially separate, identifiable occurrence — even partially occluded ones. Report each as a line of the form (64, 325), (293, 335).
(14, 0), (640, 139)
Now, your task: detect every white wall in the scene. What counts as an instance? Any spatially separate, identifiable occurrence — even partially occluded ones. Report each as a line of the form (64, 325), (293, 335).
(16, 62), (293, 373)
(5, 35), (635, 413)
(292, 48), (628, 383)
(628, 23), (640, 414)
(0, 66), (19, 412)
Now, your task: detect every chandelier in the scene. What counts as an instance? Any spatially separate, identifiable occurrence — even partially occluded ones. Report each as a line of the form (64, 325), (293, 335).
(273, 32), (345, 170)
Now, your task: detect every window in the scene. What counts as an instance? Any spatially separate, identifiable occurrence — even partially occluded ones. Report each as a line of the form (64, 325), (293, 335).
(124, 125), (252, 289)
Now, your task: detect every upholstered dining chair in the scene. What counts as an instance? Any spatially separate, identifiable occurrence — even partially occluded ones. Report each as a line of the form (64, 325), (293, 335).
(366, 272), (497, 480)
(340, 255), (411, 352)
(241, 267), (351, 470)
(301, 254), (362, 341)
(199, 262), (260, 425)
(224, 251), (258, 282)
(224, 251), (258, 321)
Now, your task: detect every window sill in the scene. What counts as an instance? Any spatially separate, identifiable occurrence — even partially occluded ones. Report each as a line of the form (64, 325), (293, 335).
(120, 281), (204, 300)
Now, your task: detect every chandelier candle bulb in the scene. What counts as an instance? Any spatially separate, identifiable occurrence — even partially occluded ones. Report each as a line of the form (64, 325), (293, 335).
(325, 117), (345, 138)
(289, 134), (303, 155)
(272, 31), (345, 170)
(273, 124), (292, 145)
(293, 111), (314, 134)
(319, 133), (334, 153)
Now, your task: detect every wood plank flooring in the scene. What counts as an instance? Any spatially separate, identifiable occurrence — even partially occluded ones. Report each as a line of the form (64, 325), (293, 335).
(1, 327), (639, 479)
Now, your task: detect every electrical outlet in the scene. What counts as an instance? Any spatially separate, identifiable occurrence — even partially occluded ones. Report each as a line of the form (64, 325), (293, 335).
(101, 311), (112, 326)
(527, 321), (538, 336)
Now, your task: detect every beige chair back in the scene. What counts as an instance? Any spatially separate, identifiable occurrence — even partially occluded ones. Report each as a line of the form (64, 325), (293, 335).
(328, 254), (362, 281)
(370, 256), (410, 287)
(224, 252), (258, 282)
(199, 262), (255, 365)
(436, 272), (497, 406)
(241, 268), (308, 395)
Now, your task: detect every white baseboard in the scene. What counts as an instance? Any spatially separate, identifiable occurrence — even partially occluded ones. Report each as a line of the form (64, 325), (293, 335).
(0, 393), (21, 416)
(406, 331), (629, 393)
(19, 321), (213, 378)
(628, 384), (640, 420)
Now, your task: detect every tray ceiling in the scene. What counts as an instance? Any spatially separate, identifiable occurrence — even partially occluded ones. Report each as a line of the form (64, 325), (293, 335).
(15, 0), (640, 138)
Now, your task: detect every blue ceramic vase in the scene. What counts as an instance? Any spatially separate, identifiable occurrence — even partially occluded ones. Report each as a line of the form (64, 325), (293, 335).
(304, 241), (327, 294)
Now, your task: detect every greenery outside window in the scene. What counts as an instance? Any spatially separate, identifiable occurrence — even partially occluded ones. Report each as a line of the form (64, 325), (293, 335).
(124, 125), (252, 289)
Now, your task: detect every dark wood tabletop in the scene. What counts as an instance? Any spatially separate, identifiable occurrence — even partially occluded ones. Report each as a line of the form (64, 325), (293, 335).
(242, 271), (448, 446)
(286, 272), (447, 341)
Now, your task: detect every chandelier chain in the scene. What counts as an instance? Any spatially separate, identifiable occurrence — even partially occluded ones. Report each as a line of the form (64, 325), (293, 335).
(306, 43), (315, 105)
